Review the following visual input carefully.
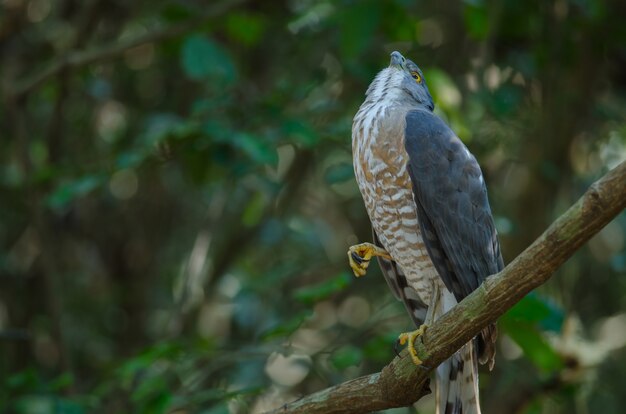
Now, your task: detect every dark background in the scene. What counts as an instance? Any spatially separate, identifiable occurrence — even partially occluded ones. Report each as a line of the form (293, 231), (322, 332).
(1, 0), (625, 413)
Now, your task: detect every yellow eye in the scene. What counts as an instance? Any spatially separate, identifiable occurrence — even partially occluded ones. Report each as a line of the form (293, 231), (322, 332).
(411, 71), (422, 83)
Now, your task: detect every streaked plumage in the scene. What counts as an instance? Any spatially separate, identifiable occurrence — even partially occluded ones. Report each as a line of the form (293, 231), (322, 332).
(352, 52), (503, 414)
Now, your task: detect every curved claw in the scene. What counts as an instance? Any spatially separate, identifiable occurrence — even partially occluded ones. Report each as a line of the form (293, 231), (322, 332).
(393, 338), (403, 358)
(351, 251), (365, 265)
(397, 324), (429, 366)
(347, 242), (391, 278)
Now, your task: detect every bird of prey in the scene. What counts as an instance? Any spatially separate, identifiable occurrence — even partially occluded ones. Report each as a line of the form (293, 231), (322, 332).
(348, 51), (503, 414)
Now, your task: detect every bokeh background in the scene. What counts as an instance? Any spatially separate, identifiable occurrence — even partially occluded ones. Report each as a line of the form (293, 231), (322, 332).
(1, 0), (626, 413)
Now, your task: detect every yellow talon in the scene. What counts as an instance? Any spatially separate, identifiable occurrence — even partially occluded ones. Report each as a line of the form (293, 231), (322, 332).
(398, 324), (428, 366)
(347, 242), (392, 278)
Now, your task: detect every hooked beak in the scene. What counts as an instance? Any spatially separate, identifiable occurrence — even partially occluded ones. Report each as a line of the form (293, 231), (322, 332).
(389, 51), (406, 69)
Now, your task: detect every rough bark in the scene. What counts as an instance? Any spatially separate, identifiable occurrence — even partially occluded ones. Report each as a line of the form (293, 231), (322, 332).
(266, 160), (626, 414)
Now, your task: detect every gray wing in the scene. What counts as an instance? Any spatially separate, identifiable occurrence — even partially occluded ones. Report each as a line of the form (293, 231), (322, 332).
(373, 229), (428, 326)
(404, 109), (503, 301)
(404, 109), (503, 368)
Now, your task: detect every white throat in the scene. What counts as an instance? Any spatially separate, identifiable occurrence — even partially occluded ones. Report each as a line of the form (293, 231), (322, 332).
(364, 68), (406, 105)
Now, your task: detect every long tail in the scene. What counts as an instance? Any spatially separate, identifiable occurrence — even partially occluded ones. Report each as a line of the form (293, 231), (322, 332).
(436, 341), (480, 414)
(434, 288), (484, 414)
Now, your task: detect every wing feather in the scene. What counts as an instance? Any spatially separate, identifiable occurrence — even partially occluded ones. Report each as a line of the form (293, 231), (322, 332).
(404, 109), (504, 368)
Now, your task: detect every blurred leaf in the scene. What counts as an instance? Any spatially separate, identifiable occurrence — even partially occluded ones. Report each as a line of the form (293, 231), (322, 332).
(282, 119), (319, 147)
(501, 294), (564, 371)
(242, 192), (266, 227)
(116, 151), (145, 169)
(427, 69), (462, 110)
(232, 132), (278, 166)
(5, 369), (39, 393)
(502, 293), (564, 333)
(141, 113), (185, 147)
(161, 3), (194, 22)
(331, 345), (363, 370)
(202, 401), (230, 414)
(325, 163), (354, 184)
(293, 272), (352, 304)
(12, 395), (84, 414)
(490, 84), (522, 116)
(337, 1), (381, 59)
(47, 174), (105, 210)
(54, 399), (84, 414)
(181, 35), (237, 84)
(502, 321), (563, 372)
(463, 3), (489, 40)
(260, 311), (311, 340)
(611, 253), (626, 273)
(117, 342), (184, 384)
(132, 376), (167, 402)
(363, 333), (397, 363)
(503, 294), (552, 323)
(1, 163), (23, 187)
(225, 12), (267, 46)
(49, 373), (74, 392)
(202, 119), (231, 142)
(522, 399), (543, 414)
(146, 392), (172, 414)
(133, 378), (173, 414)
(178, 389), (230, 408)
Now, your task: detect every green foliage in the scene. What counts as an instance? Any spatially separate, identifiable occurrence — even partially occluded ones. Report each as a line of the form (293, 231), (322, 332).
(4, 370), (82, 414)
(260, 311), (311, 340)
(503, 293), (564, 333)
(463, 3), (490, 40)
(282, 119), (319, 148)
(337, 1), (382, 59)
(2, 1), (626, 413)
(501, 294), (565, 373)
(293, 272), (352, 304)
(324, 162), (354, 184)
(47, 175), (106, 210)
(331, 345), (363, 370)
(181, 35), (237, 84)
(225, 13), (267, 46)
(231, 132), (278, 166)
(363, 333), (401, 364)
(503, 323), (563, 373)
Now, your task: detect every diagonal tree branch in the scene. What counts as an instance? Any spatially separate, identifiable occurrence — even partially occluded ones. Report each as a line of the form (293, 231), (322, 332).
(6, 0), (245, 99)
(266, 160), (626, 414)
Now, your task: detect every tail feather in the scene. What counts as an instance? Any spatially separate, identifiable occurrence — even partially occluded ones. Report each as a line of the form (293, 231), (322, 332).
(436, 341), (481, 414)
(434, 288), (484, 414)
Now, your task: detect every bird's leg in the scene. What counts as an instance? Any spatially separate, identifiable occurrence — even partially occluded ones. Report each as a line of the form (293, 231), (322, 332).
(424, 280), (440, 326)
(397, 325), (428, 366)
(397, 282), (441, 366)
(347, 242), (392, 277)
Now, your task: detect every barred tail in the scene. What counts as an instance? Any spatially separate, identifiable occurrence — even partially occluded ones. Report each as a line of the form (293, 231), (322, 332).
(436, 341), (481, 414)
(434, 288), (485, 414)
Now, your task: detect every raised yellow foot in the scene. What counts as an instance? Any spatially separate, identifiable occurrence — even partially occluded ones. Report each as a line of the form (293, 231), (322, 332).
(347, 242), (392, 277)
(397, 324), (428, 365)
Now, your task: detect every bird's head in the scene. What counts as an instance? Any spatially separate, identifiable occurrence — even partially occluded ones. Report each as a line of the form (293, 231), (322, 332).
(365, 51), (434, 111)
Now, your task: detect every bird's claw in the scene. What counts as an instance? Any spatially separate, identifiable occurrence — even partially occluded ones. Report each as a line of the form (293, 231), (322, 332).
(347, 242), (391, 277)
(397, 324), (429, 367)
(350, 251), (365, 265)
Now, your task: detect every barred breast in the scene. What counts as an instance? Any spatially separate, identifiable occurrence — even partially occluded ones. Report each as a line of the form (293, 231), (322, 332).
(352, 102), (442, 306)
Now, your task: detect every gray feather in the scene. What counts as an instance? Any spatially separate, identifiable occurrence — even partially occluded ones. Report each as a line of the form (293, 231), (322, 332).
(404, 109), (503, 367)
(404, 109), (503, 299)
